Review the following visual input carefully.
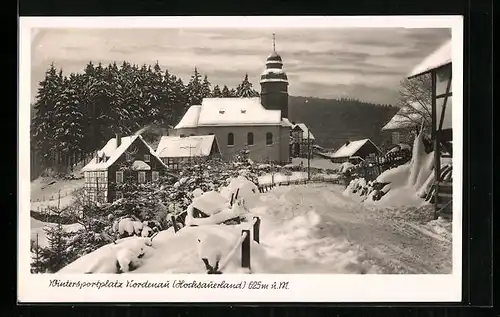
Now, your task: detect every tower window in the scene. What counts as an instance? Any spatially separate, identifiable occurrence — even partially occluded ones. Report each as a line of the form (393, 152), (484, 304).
(247, 132), (254, 146)
(227, 132), (234, 146)
(266, 132), (273, 145)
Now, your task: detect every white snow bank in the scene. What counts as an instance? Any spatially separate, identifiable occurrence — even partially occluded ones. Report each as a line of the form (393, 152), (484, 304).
(190, 190), (229, 216)
(185, 198), (249, 227)
(58, 223), (293, 274)
(58, 236), (153, 273)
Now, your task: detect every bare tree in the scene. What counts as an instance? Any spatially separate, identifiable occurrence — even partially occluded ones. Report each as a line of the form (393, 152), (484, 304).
(396, 73), (433, 133)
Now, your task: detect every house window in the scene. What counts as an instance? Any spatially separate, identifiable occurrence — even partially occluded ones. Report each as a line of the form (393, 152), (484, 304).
(266, 132), (273, 145)
(180, 134), (186, 138)
(152, 171), (160, 181)
(138, 171), (146, 184)
(189, 133), (195, 136)
(144, 154), (150, 162)
(115, 191), (123, 201)
(247, 132), (254, 146)
(116, 171), (124, 184)
(227, 132), (234, 146)
(392, 131), (401, 144)
(208, 133), (214, 135)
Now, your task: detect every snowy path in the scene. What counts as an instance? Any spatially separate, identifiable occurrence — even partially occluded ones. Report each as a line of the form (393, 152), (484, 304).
(254, 183), (452, 274)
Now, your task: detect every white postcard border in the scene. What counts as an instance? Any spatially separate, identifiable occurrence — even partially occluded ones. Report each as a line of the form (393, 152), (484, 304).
(18, 15), (464, 303)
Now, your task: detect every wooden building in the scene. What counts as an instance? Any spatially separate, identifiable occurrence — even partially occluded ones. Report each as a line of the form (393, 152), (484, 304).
(290, 123), (315, 158)
(408, 39), (453, 218)
(330, 139), (383, 164)
(381, 102), (424, 149)
(81, 134), (168, 203)
(155, 135), (221, 170)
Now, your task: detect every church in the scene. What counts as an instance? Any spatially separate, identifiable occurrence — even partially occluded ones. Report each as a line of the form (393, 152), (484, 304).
(169, 36), (294, 164)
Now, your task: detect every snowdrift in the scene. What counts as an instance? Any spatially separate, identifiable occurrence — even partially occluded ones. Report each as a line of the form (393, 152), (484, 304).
(344, 129), (450, 209)
(58, 223), (300, 274)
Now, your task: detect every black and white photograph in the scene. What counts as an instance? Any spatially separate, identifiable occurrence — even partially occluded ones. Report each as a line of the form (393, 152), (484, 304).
(19, 16), (463, 302)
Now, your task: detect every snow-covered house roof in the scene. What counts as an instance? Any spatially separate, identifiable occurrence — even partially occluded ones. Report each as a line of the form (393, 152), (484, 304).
(382, 114), (421, 130)
(174, 98), (282, 129)
(156, 135), (220, 158)
(382, 102), (429, 130)
(81, 135), (167, 172)
(408, 39), (452, 78)
(292, 123), (315, 140)
(332, 139), (382, 159)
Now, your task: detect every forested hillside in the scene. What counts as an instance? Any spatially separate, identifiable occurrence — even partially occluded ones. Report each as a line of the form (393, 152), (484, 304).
(30, 62), (259, 176)
(30, 61), (398, 178)
(288, 96), (398, 150)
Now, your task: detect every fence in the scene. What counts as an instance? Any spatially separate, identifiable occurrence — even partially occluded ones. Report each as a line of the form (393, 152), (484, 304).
(257, 175), (345, 193)
(352, 150), (412, 181)
(31, 189), (75, 203)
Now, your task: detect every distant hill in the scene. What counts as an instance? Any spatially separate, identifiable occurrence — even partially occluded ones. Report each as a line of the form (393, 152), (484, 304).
(288, 96), (399, 150)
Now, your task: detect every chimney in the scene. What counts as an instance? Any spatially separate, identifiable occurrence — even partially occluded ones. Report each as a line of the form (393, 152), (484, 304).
(116, 133), (121, 148)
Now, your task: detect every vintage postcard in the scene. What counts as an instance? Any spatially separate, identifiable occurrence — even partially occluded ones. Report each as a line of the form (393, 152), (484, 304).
(18, 16), (463, 303)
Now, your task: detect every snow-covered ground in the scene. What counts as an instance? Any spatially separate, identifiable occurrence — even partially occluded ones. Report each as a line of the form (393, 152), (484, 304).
(58, 183), (451, 274)
(31, 177), (85, 211)
(31, 217), (84, 248)
(291, 157), (340, 170)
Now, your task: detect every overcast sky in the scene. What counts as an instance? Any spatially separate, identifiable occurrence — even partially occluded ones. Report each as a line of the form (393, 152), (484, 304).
(31, 27), (450, 105)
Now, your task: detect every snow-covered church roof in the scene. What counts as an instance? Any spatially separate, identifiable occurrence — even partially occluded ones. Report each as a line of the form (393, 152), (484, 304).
(82, 134), (167, 172)
(174, 98), (282, 129)
(156, 135), (219, 158)
(332, 139), (381, 159)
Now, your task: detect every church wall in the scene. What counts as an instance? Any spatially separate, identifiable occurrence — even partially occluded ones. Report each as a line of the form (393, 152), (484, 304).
(172, 125), (289, 164)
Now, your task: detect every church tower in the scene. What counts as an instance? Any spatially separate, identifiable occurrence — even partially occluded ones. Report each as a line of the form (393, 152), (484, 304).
(260, 33), (289, 119)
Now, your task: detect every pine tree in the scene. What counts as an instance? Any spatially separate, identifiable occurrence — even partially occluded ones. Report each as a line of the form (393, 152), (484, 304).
(221, 85), (231, 98)
(151, 62), (170, 124)
(236, 73), (259, 97)
(173, 76), (188, 121)
(229, 88), (237, 97)
(212, 85), (222, 97)
(52, 74), (85, 169)
(32, 64), (64, 165)
(41, 207), (72, 272)
(201, 75), (212, 99)
(186, 67), (203, 106)
(30, 234), (46, 273)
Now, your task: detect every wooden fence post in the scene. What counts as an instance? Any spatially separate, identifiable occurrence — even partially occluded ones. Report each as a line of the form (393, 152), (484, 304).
(241, 230), (251, 269)
(230, 193), (235, 206)
(171, 215), (178, 233)
(253, 217), (261, 244)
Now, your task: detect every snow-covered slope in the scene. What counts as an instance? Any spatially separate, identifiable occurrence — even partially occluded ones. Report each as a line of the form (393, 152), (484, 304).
(31, 176), (85, 210)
